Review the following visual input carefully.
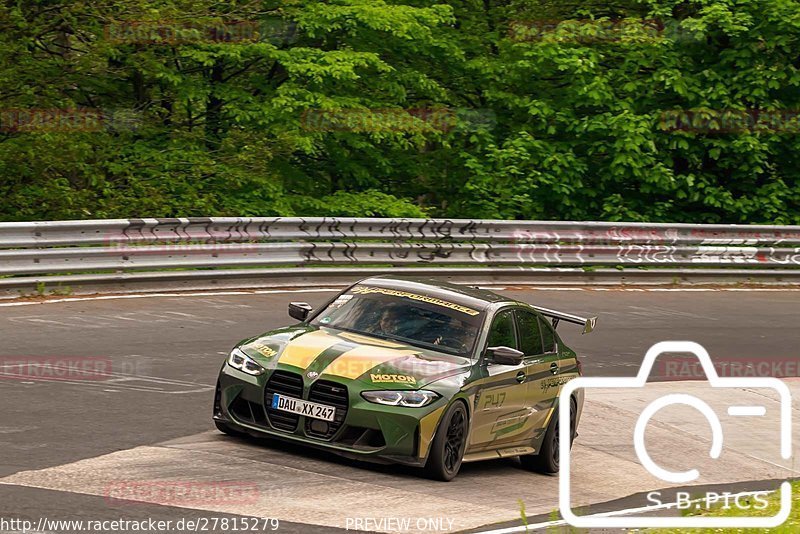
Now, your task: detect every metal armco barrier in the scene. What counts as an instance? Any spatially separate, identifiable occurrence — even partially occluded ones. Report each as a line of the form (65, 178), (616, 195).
(1, 217), (800, 296)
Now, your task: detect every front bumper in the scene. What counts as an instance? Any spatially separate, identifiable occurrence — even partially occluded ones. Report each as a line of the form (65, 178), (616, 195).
(213, 364), (447, 467)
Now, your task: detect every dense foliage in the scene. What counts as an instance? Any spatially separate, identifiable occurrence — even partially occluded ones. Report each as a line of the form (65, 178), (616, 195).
(1, 0), (800, 223)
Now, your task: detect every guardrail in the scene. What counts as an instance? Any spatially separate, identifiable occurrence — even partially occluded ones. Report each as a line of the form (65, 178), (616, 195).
(1, 217), (800, 296)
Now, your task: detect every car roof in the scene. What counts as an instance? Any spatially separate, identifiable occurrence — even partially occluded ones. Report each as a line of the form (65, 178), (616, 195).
(357, 275), (510, 312)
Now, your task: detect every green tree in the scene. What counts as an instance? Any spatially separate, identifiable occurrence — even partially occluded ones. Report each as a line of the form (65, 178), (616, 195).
(2, 0), (800, 224)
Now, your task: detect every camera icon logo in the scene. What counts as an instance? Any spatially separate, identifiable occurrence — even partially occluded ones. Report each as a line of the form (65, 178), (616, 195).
(559, 341), (793, 528)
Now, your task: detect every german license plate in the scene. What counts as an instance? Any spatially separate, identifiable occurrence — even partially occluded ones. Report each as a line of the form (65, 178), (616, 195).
(271, 394), (336, 422)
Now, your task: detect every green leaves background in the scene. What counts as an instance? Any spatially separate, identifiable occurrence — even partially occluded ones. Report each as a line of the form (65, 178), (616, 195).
(1, 0), (799, 223)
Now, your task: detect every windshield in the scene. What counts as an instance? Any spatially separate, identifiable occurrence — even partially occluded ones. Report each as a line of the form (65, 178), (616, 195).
(310, 285), (485, 357)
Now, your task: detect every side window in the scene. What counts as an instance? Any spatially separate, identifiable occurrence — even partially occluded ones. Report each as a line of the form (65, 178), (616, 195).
(540, 318), (557, 353)
(487, 310), (517, 349)
(516, 311), (544, 356)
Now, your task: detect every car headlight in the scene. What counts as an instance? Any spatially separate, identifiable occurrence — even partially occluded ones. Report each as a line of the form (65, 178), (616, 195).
(361, 390), (440, 408)
(227, 348), (266, 376)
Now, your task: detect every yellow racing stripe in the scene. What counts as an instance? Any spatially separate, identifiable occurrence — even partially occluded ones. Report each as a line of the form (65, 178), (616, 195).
(277, 330), (341, 370)
(322, 345), (418, 380)
(337, 331), (406, 348)
(418, 406), (446, 459)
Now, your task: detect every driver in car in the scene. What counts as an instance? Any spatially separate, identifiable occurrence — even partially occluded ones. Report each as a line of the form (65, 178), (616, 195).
(433, 315), (468, 351)
(368, 307), (403, 337)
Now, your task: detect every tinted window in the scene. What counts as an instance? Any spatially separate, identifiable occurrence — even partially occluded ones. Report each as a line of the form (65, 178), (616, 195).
(516, 311), (543, 355)
(309, 284), (484, 356)
(540, 318), (557, 353)
(487, 310), (516, 349)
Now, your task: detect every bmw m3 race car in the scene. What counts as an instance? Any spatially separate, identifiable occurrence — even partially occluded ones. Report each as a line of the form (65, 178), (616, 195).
(213, 276), (596, 480)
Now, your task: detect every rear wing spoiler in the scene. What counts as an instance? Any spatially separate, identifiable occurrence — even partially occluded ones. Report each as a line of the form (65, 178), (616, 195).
(532, 306), (597, 335)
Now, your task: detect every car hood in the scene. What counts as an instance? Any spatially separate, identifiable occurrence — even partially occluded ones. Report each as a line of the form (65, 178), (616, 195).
(239, 325), (473, 389)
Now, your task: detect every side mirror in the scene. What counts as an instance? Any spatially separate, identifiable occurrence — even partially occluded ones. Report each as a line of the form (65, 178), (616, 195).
(288, 302), (313, 321)
(487, 346), (525, 366)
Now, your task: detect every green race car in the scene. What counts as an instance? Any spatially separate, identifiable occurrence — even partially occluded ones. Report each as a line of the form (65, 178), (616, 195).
(213, 276), (596, 481)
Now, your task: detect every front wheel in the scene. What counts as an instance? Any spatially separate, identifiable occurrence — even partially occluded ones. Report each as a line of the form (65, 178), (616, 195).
(424, 401), (468, 481)
(520, 397), (577, 475)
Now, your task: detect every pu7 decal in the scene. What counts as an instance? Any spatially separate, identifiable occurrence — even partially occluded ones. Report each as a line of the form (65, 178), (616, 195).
(482, 392), (506, 409)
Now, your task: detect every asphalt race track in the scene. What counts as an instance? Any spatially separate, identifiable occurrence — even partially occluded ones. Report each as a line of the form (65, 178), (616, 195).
(1, 287), (798, 533)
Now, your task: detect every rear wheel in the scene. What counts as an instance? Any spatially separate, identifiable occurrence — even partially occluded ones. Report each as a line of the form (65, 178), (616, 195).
(521, 397), (577, 475)
(424, 401), (468, 481)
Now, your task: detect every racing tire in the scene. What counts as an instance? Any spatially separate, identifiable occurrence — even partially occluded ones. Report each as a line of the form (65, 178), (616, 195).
(214, 420), (246, 438)
(424, 401), (468, 482)
(521, 397), (577, 475)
